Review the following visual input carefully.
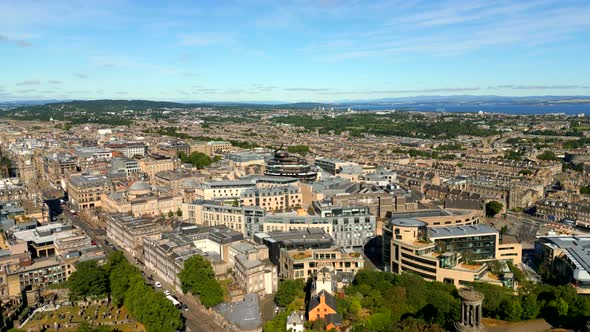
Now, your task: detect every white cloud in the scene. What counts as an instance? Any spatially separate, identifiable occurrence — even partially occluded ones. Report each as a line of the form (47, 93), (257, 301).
(16, 80), (40, 86)
(302, 0), (590, 60)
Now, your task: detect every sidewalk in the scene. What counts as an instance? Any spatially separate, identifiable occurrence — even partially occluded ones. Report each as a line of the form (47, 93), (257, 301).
(121, 249), (224, 332)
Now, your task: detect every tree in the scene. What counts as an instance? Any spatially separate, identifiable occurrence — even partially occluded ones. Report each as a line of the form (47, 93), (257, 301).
(581, 185), (590, 195)
(287, 145), (310, 154)
(310, 318), (327, 331)
(190, 152), (212, 168)
(67, 261), (109, 299)
(167, 210), (174, 218)
(518, 169), (533, 176)
(485, 201), (503, 217)
(178, 255), (224, 308)
(274, 279), (305, 307)
(307, 205), (316, 215)
(500, 225), (508, 235)
(521, 294), (541, 320)
(537, 150), (558, 161)
(175, 208), (182, 217)
(500, 298), (523, 321)
(179, 151), (213, 169)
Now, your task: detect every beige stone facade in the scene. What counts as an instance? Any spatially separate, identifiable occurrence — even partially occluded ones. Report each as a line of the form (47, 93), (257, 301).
(101, 181), (183, 217)
(67, 174), (109, 210)
(138, 158), (176, 184)
(279, 247), (364, 280)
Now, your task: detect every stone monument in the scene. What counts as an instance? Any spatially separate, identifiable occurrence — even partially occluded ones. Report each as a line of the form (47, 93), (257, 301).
(455, 288), (486, 332)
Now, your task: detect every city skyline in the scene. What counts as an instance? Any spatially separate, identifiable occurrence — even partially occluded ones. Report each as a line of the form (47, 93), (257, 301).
(1, 0), (590, 102)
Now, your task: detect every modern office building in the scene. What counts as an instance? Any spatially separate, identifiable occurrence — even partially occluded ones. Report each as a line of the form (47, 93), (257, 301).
(535, 236), (590, 294)
(314, 157), (358, 175)
(262, 205), (375, 249)
(388, 209), (482, 228)
(264, 150), (317, 182)
(382, 217), (521, 288)
(110, 157), (141, 177)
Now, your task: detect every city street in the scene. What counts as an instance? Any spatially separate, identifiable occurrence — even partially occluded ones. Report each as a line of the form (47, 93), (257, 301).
(122, 249), (224, 332)
(45, 199), (223, 332)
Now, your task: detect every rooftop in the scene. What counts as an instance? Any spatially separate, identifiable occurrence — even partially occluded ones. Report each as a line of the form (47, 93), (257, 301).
(540, 236), (590, 282)
(214, 293), (262, 330)
(428, 224), (497, 239)
(390, 218), (427, 227)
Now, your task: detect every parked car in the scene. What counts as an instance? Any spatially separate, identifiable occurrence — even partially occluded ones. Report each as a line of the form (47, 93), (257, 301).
(155, 282), (162, 288)
(164, 290), (171, 296)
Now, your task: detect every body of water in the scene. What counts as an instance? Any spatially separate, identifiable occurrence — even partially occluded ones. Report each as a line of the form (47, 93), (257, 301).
(349, 103), (590, 115)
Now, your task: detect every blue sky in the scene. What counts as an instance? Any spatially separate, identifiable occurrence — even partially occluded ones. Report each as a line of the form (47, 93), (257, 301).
(1, 0), (589, 102)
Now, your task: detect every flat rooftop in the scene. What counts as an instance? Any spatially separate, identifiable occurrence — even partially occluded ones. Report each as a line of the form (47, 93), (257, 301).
(428, 224), (497, 239)
(390, 218), (427, 227)
(541, 236), (590, 282)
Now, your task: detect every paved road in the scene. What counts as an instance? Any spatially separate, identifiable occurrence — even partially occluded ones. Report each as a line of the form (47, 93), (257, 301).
(125, 250), (224, 332)
(47, 200), (222, 332)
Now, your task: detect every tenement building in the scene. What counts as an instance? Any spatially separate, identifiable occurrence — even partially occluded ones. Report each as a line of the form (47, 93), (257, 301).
(279, 246), (364, 280)
(254, 229), (333, 266)
(240, 185), (302, 211)
(138, 157), (176, 184)
(43, 153), (78, 187)
(182, 200), (265, 238)
(106, 213), (163, 260)
(143, 224), (243, 291)
(67, 174), (109, 210)
(535, 199), (590, 228)
(229, 241), (278, 297)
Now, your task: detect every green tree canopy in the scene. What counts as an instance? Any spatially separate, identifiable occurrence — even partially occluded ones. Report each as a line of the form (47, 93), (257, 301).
(67, 261), (109, 299)
(537, 150), (559, 161)
(274, 279), (305, 307)
(179, 151), (213, 169)
(287, 145), (310, 154)
(485, 201), (503, 217)
(178, 255), (224, 308)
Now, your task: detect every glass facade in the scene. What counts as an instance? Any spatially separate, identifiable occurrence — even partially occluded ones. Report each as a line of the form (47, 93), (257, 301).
(434, 235), (496, 261)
